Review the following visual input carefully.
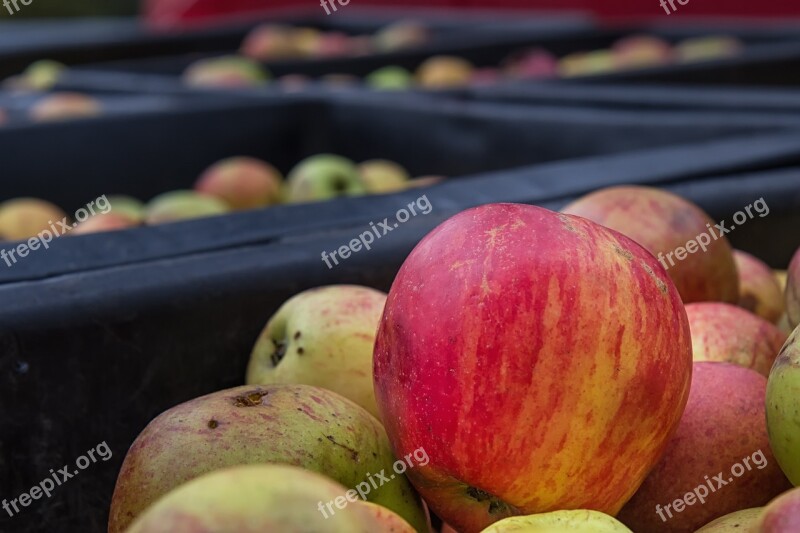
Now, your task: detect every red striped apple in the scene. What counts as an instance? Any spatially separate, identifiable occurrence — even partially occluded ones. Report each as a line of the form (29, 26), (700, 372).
(374, 203), (693, 533)
(561, 186), (738, 304)
(686, 302), (787, 377)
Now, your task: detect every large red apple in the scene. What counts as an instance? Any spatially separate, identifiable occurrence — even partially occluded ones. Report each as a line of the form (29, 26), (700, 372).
(561, 186), (738, 304)
(617, 362), (791, 533)
(374, 203), (693, 533)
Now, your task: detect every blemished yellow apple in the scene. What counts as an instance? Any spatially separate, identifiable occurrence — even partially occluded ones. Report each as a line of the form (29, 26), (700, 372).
(125, 464), (414, 533)
(735, 250), (785, 323)
(478, 510), (632, 532)
(693, 507), (762, 532)
(108, 384), (428, 533)
(358, 159), (410, 194)
(0, 198), (67, 240)
(246, 285), (386, 419)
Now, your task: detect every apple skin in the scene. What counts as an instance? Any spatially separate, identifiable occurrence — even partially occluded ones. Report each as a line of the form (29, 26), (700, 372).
(561, 185), (739, 304)
(675, 36), (743, 63)
(617, 362), (791, 533)
(239, 25), (300, 61)
(558, 50), (616, 77)
(374, 203), (692, 533)
(766, 325), (800, 486)
(612, 35), (674, 69)
(374, 21), (430, 52)
(183, 56), (270, 88)
(685, 302), (787, 377)
(71, 213), (138, 235)
(108, 384), (428, 533)
(10, 59), (66, 91)
(735, 250), (786, 323)
(693, 508), (762, 532)
(358, 159), (411, 194)
(366, 66), (414, 90)
(145, 190), (230, 225)
(30, 92), (101, 122)
(479, 510), (632, 532)
(106, 195), (146, 224)
(0, 198), (67, 240)
(754, 486), (800, 532)
(126, 464), (413, 533)
(787, 248), (800, 329)
(246, 285), (387, 419)
(503, 48), (558, 79)
(285, 154), (366, 203)
(416, 56), (474, 89)
(195, 156), (283, 211)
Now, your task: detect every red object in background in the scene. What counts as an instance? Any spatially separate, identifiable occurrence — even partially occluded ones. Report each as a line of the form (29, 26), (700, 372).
(144, 0), (800, 29)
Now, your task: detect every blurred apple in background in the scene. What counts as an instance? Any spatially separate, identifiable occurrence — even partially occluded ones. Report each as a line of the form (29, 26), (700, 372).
(183, 56), (270, 88)
(366, 66), (414, 90)
(246, 285), (386, 419)
(406, 175), (446, 190)
(612, 35), (674, 70)
(239, 24), (300, 60)
(416, 56), (474, 88)
(72, 213), (139, 235)
(753, 486), (800, 532)
(374, 21), (430, 52)
(675, 36), (743, 62)
(766, 325), (800, 486)
(358, 159), (410, 194)
(30, 92), (102, 122)
(195, 156), (283, 211)
(558, 50), (616, 77)
(693, 508), (763, 532)
(562, 186), (739, 303)
(374, 203), (692, 533)
(145, 190), (230, 224)
(106, 195), (146, 224)
(6, 59), (66, 91)
(617, 362), (791, 533)
(503, 48), (558, 79)
(285, 154), (366, 203)
(735, 250), (786, 323)
(0, 198), (67, 240)
(686, 302), (787, 376)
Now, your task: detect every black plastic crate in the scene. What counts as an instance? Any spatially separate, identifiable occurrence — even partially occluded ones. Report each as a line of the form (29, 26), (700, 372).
(1, 131), (800, 533)
(0, 91), (795, 285)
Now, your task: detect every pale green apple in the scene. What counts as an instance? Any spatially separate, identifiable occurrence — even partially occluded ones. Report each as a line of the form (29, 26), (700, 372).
(246, 285), (386, 418)
(285, 154), (366, 203)
(694, 507), (762, 532)
(358, 159), (410, 194)
(126, 464), (413, 532)
(480, 510), (632, 532)
(108, 384), (428, 533)
(365, 66), (414, 90)
(145, 190), (230, 224)
(766, 325), (800, 485)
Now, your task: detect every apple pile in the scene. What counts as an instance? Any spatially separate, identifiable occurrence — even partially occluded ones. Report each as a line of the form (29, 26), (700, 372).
(0, 155), (444, 241)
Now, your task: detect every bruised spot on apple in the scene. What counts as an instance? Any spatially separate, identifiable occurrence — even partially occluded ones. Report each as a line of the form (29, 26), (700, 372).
(374, 203), (692, 533)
